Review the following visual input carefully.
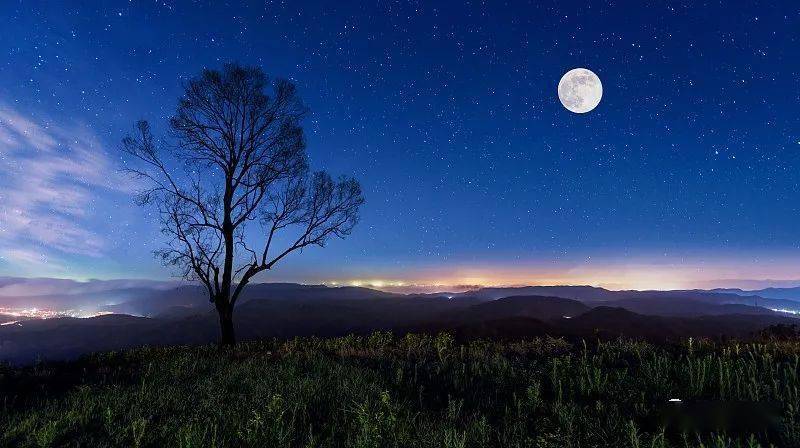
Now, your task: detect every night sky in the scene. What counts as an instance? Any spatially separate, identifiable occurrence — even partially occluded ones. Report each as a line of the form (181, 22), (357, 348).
(1, 1), (799, 290)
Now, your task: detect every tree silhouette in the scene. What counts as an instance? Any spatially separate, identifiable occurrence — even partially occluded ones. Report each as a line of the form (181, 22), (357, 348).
(122, 63), (364, 345)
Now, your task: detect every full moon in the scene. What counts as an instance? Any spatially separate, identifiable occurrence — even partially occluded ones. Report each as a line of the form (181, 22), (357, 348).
(558, 68), (602, 114)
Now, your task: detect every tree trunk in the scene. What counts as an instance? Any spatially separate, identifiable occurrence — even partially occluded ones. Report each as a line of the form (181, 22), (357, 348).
(217, 305), (236, 346)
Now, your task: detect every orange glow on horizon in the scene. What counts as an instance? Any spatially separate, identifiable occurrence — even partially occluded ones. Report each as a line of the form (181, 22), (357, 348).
(321, 256), (800, 293)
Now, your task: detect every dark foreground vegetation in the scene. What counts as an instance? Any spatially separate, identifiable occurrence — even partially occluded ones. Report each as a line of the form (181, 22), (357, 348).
(2, 333), (799, 447)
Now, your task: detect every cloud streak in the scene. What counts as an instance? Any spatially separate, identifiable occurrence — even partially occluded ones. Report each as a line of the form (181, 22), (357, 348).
(0, 104), (132, 272)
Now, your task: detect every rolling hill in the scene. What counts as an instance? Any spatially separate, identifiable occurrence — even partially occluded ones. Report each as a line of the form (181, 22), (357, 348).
(2, 282), (799, 364)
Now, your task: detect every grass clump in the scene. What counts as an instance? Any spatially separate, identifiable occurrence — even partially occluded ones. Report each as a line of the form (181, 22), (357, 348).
(1, 333), (798, 447)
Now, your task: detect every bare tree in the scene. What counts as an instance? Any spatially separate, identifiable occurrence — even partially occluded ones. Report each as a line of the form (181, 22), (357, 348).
(121, 64), (364, 345)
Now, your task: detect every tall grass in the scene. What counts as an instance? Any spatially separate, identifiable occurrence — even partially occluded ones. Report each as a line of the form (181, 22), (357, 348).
(1, 333), (798, 447)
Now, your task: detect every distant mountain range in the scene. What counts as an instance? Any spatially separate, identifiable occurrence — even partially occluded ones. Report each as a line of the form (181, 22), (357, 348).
(712, 287), (800, 302)
(1, 282), (799, 364)
(3, 279), (800, 317)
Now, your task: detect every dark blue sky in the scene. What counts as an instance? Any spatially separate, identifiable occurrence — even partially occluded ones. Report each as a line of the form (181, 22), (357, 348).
(1, 1), (799, 289)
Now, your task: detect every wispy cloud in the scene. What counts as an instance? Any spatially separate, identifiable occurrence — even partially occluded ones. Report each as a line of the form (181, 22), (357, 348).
(0, 104), (132, 272)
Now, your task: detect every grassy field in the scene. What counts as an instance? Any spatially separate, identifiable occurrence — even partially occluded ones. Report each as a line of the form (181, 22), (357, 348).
(1, 333), (799, 447)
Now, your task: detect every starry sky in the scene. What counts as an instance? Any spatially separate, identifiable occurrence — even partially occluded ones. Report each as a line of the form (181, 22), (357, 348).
(0, 1), (799, 290)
